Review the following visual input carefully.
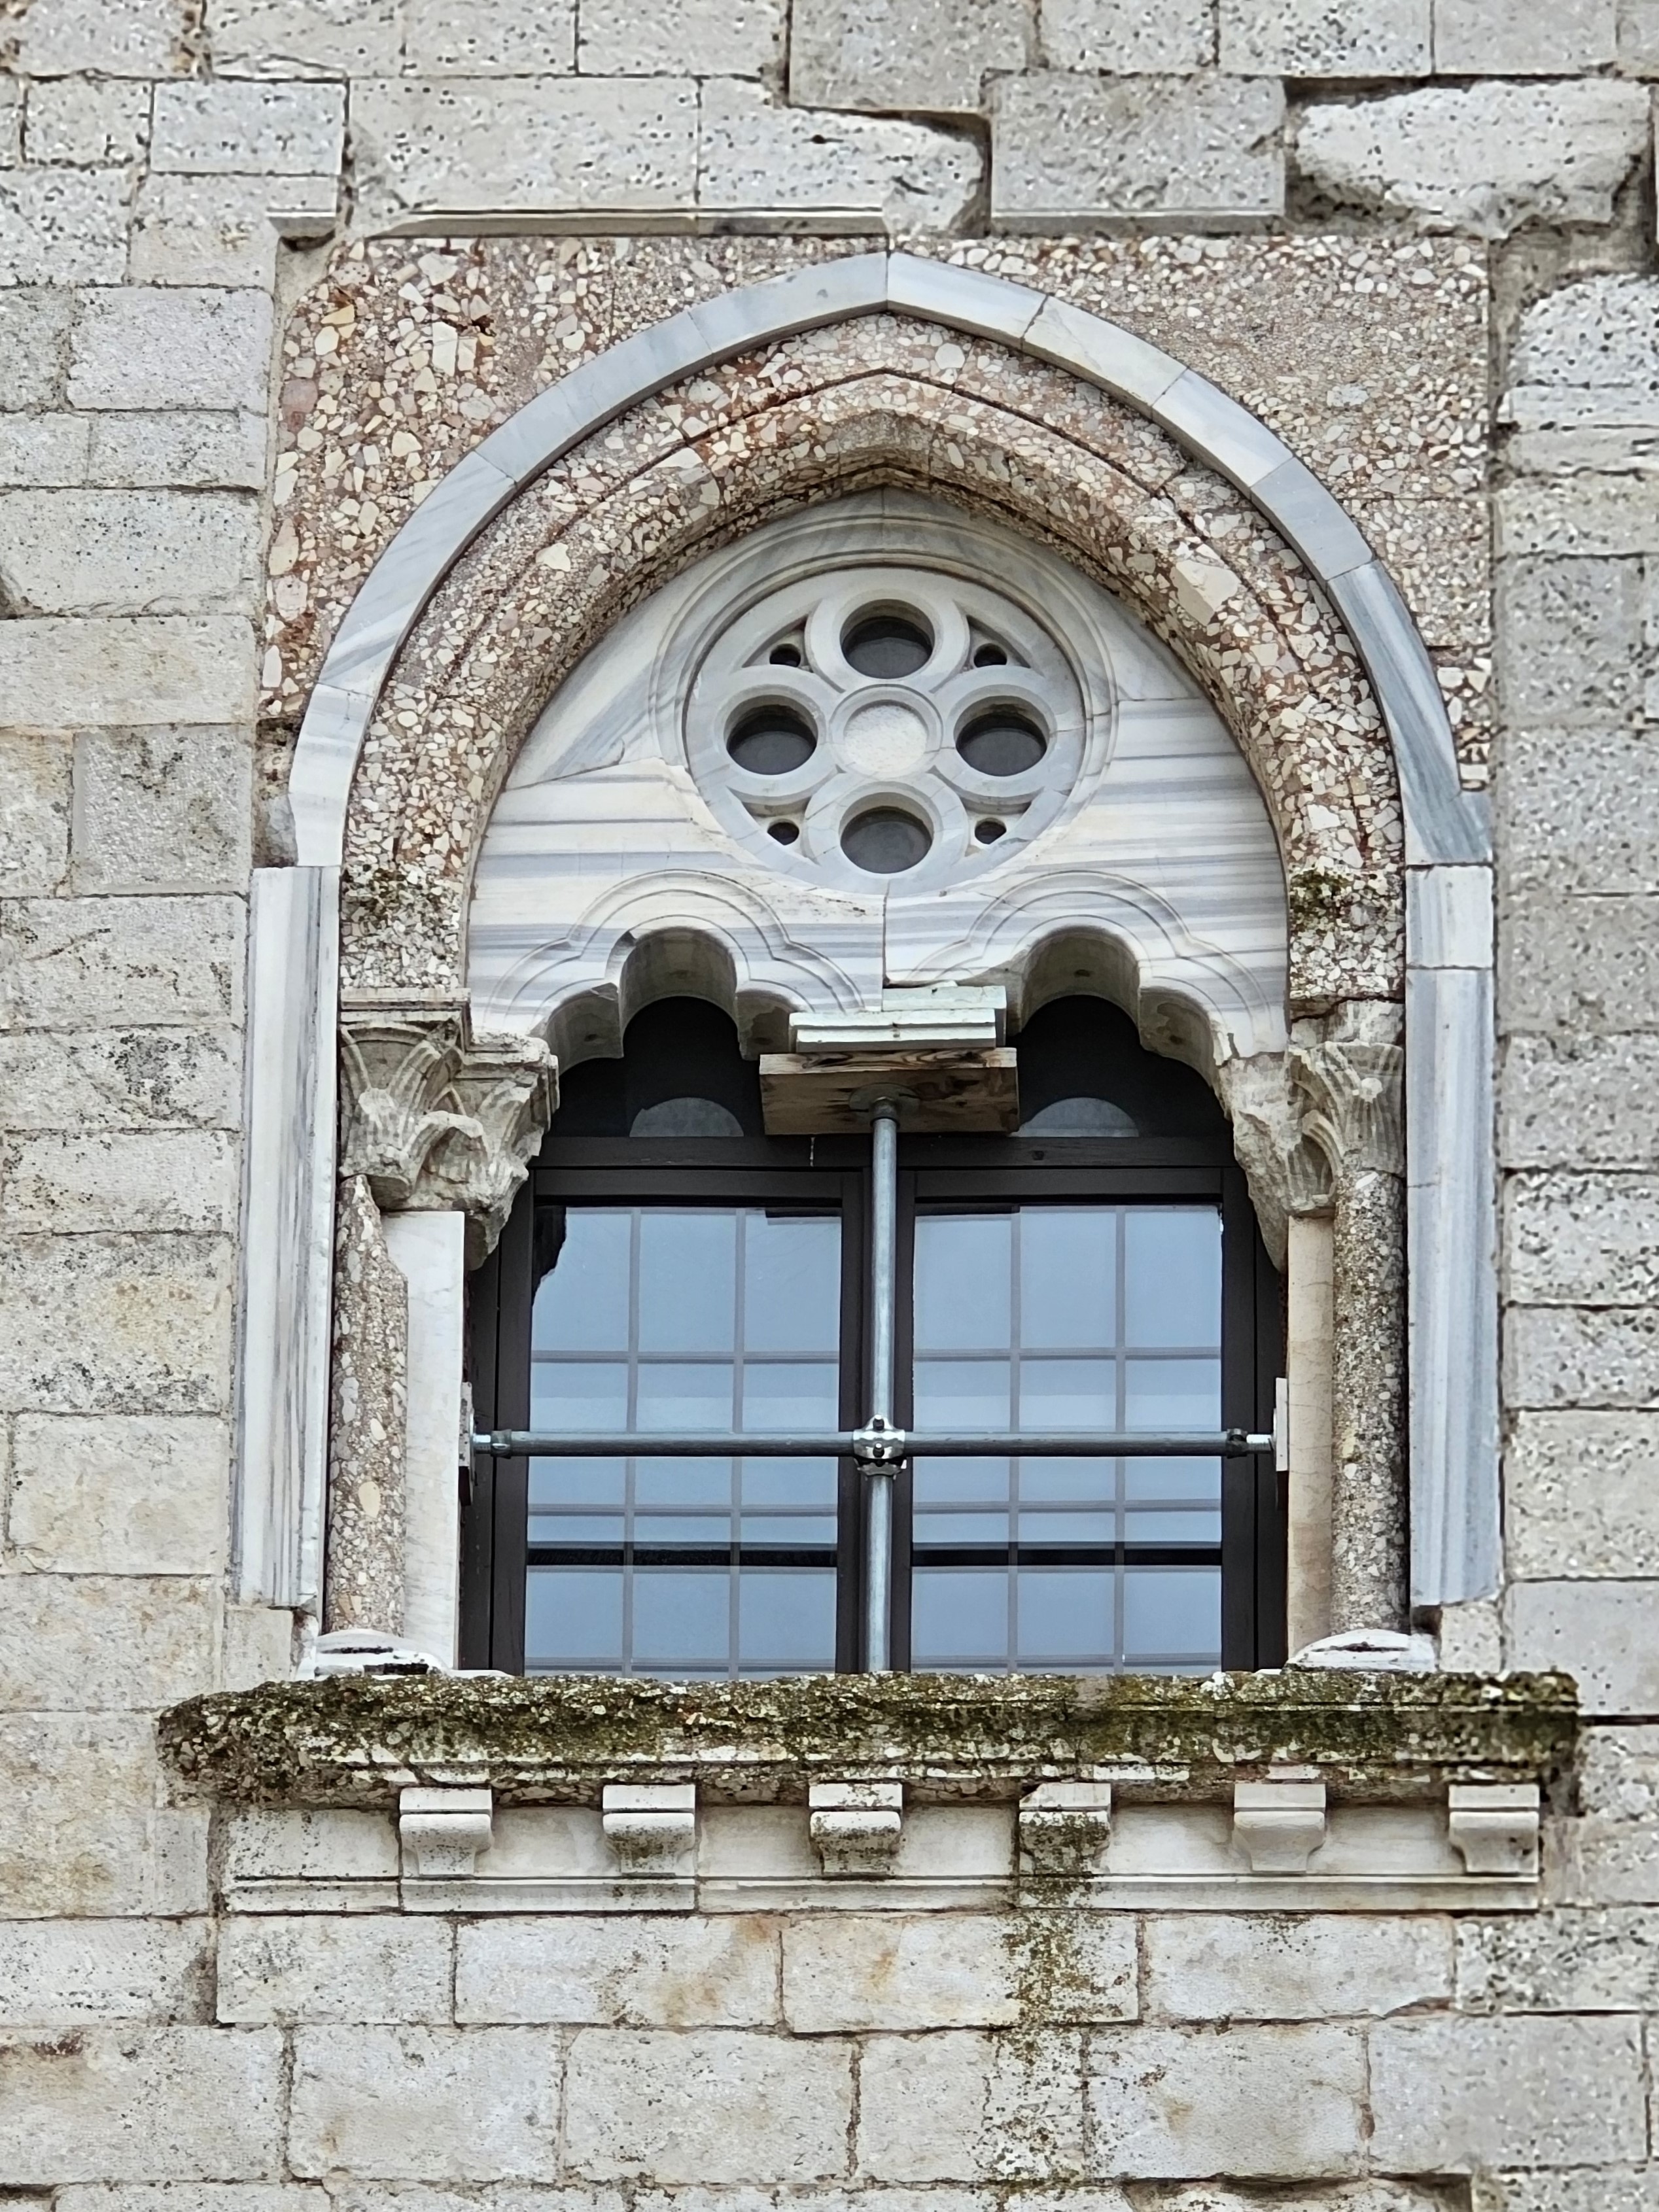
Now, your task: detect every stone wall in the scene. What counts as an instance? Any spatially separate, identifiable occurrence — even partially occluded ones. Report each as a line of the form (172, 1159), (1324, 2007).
(3, 0), (1659, 2204)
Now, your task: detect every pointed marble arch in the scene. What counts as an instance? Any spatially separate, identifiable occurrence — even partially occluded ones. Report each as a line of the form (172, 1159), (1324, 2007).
(251, 249), (1495, 1625)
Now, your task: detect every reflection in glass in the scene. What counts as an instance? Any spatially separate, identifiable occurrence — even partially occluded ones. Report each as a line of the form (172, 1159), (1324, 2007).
(526, 1204), (842, 1678)
(910, 1203), (1224, 1674)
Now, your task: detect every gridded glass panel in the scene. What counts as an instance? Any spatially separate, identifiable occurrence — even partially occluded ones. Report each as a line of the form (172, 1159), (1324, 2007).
(525, 1205), (841, 1677)
(911, 1203), (1223, 1674)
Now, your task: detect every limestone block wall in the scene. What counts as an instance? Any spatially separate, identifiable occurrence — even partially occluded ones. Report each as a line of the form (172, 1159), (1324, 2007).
(1, 0), (1659, 2204)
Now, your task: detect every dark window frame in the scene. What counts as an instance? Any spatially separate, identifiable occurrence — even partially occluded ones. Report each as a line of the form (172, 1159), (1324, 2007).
(461, 1130), (1285, 1674)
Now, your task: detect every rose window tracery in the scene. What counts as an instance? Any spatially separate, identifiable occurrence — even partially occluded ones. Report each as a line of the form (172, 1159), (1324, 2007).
(683, 564), (1098, 894)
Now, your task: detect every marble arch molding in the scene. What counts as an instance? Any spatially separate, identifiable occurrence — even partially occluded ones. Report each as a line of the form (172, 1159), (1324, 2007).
(239, 252), (1496, 1668)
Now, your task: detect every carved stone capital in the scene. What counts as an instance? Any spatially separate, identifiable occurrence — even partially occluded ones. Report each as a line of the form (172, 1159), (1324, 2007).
(1215, 1054), (1333, 1267)
(1289, 1005), (1405, 1184)
(340, 1001), (557, 1263)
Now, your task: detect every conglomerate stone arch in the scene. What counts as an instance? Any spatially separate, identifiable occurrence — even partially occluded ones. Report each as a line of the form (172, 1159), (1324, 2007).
(337, 317), (1404, 1012)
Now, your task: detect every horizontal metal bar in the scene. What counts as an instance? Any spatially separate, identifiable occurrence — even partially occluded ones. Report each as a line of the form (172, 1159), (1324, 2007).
(476, 1429), (1272, 1459)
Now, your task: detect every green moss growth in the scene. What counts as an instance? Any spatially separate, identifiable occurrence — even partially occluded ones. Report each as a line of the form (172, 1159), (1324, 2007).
(158, 1667), (1577, 1808)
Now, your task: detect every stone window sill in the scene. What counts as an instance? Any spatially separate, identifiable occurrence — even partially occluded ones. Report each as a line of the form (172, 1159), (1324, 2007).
(162, 1670), (1575, 1919)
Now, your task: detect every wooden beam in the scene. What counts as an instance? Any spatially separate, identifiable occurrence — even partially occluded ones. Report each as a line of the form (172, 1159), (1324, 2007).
(759, 1047), (1019, 1135)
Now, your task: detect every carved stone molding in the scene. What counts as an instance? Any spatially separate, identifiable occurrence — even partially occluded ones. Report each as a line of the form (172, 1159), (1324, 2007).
(1216, 1053), (1333, 1268)
(339, 1001), (557, 1263)
(1289, 1003), (1406, 1186)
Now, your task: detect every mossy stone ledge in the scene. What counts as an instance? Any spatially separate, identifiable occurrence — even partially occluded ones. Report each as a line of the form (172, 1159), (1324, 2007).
(158, 1668), (1578, 1808)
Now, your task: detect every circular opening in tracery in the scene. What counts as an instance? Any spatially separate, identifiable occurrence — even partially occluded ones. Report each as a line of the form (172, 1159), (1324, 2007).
(841, 806), (932, 874)
(974, 818), (1007, 844)
(728, 701), (816, 775)
(767, 819), (801, 846)
(957, 705), (1047, 777)
(972, 640), (1009, 667)
(843, 608), (933, 679)
(768, 640), (803, 666)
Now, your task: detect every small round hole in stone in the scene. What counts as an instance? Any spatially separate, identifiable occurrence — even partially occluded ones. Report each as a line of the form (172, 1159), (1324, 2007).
(728, 702), (816, 774)
(974, 818), (1007, 845)
(767, 820), (801, 846)
(843, 608), (933, 679)
(841, 806), (932, 874)
(768, 640), (803, 667)
(972, 640), (1009, 667)
(958, 706), (1046, 777)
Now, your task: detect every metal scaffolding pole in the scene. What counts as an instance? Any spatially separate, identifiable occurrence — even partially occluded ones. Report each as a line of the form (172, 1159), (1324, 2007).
(863, 1100), (901, 1672)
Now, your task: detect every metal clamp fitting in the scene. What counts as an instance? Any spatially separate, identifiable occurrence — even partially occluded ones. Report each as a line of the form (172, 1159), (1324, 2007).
(852, 1417), (909, 1466)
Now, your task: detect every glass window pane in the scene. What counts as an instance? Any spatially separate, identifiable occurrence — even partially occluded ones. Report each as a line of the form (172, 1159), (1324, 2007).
(638, 1213), (737, 1353)
(533, 1210), (631, 1352)
(912, 1568), (1010, 1669)
(1021, 1208), (1115, 1349)
(1125, 1358), (1220, 1431)
(1126, 1455), (1221, 1504)
(1125, 1209), (1221, 1349)
(637, 1362), (733, 1430)
(740, 1456), (837, 1510)
(1126, 1509), (1222, 1545)
(1019, 1358), (1115, 1431)
(742, 1359), (839, 1432)
(532, 1361), (628, 1432)
(915, 1509), (1012, 1544)
(1123, 1568), (1221, 1663)
(632, 1569), (731, 1670)
(739, 1571), (837, 1671)
(915, 1358), (1010, 1430)
(1016, 1568), (1115, 1667)
(744, 1214), (841, 1353)
(1019, 1457), (1111, 1503)
(1018, 1510), (1117, 1544)
(635, 1456), (733, 1508)
(915, 1216), (1011, 1349)
(529, 1455), (624, 1509)
(913, 1455), (1009, 1504)
(526, 1568), (623, 1670)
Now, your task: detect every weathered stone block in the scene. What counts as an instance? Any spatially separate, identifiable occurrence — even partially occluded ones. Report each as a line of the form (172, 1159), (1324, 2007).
(0, 412), (93, 487)
(1564, 1815), (1659, 1904)
(1501, 477), (1659, 559)
(1505, 1171), (1659, 1305)
(0, 1232), (234, 1415)
(990, 73), (1284, 226)
(9, 1411), (228, 1574)
(1498, 559), (1643, 725)
(403, 0), (576, 71)
(1435, 0), (1616, 70)
(1475, 2174), (1659, 2212)
(566, 2029), (852, 2183)
(25, 80), (150, 166)
(0, 618), (254, 727)
(1506, 1410), (1659, 1579)
(0, 1713), (207, 1917)
(0, 1026), (243, 1132)
(1458, 1906), (1659, 2011)
(1371, 2014), (1645, 2168)
(0, 731), (69, 893)
(1221, 0), (1429, 72)
(86, 413), (268, 491)
(790, 0), (1028, 112)
(131, 175), (336, 290)
(1296, 81), (1647, 239)
(0, 1129), (239, 1232)
(1498, 728), (1659, 898)
(58, 2193), (331, 2212)
(0, 2028), (283, 2183)
(11, 0), (189, 73)
(73, 725), (253, 894)
(1507, 1579), (1659, 1714)
(1142, 1913), (1452, 2020)
(0, 492), (260, 617)
(0, 1573), (215, 1708)
(1084, 2025), (1364, 2179)
(580, 0), (781, 73)
(208, 0), (403, 75)
(1505, 1303), (1659, 1410)
(0, 1917), (209, 2026)
(1620, 0), (1659, 69)
(349, 77), (698, 224)
(219, 1918), (453, 2026)
(0, 895), (243, 1029)
(700, 82), (981, 226)
(289, 2027), (558, 2181)
(1500, 892), (1659, 1035)
(151, 80), (344, 175)
(1505, 273), (1659, 436)
(858, 2029), (1084, 2181)
(456, 1915), (778, 2028)
(223, 1806), (399, 1890)
(69, 290), (273, 414)
(0, 290), (75, 408)
(783, 1912), (1135, 2032)
(1043, 0), (1212, 70)
(0, 169), (130, 286)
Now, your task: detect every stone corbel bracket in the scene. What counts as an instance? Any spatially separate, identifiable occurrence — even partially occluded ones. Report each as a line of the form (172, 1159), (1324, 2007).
(339, 1000), (557, 1263)
(1289, 1005), (1406, 1186)
(602, 1782), (698, 1877)
(1233, 1772), (1329, 1874)
(1448, 1782), (1541, 1877)
(399, 1782), (493, 1877)
(1019, 1779), (1114, 1878)
(810, 1780), (903, 1876)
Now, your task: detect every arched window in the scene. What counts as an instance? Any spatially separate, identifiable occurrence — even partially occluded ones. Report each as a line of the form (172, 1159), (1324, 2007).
(462, 994), (1281, 1678)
